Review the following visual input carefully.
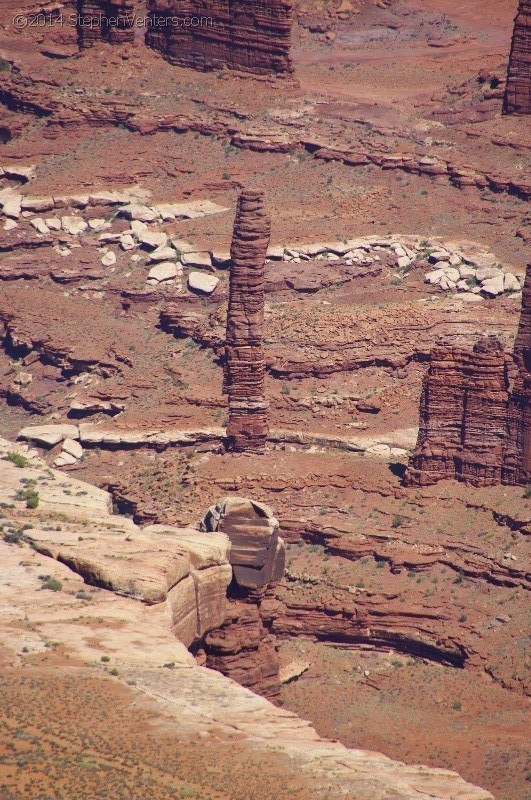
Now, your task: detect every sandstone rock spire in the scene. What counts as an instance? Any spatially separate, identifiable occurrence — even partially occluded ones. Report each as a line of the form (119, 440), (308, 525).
(224, 190), (271, 454)
(503, 1), (531, 115)
(406, 337), (511, 487)
(407, 264), (531, 487)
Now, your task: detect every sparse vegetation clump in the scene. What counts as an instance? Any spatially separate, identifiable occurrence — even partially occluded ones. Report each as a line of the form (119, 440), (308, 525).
(6, 451), (29, 468)
(15, 488), (39, 509)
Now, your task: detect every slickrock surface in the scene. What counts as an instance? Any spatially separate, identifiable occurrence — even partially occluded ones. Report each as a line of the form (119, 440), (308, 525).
(0, 441), (493, 800)
(225, 191), (271, 454)
(77, 1), (135, 48)
(202, 497), (286, 699)
(146, 0), (293, 76)
(504, 0), (531, 115)
(0, 437), (231, 645)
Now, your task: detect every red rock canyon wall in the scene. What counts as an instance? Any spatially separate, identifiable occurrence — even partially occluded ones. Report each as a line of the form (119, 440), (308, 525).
(145, 0), (293, 75)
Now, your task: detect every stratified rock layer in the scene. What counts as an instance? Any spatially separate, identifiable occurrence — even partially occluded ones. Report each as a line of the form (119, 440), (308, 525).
(145, 0), (293, 75)
(224, 191), (271, 454)
(408, 264), (531, 486)
(202, 497), (285, 700)
(78, 0), (135, 48)
(504, 265), (531, 484)
(504, 1), (531, 115)
(407, 337), (511, 486)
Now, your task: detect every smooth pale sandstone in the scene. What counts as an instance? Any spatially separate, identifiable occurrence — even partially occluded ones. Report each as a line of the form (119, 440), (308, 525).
(202, 497), (285, 589)
(18, 424), (79, 447)
(119, 204), (159, 222)
(62, 438), (83, 459)
(181, 251), (213, 269)
(188, 271), (219, 294)
(147, 262), (179, 283)
(148, 245), (178, 263)
(139, 230), (168, 249)
(152, 200), (229, 219)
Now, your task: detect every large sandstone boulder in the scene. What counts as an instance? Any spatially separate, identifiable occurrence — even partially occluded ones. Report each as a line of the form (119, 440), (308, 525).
(201, 497), (285, 588)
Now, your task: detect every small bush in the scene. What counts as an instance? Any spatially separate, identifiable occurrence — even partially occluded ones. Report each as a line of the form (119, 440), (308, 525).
(15, 488), (39, 508)
(101, 655), (111, 663)
(452, 700), (462, 711)
(41, 577), (62, 592)
(6, 451), (29, 468)
(391, 514), (405, 528)
(110, 668), (119, 676)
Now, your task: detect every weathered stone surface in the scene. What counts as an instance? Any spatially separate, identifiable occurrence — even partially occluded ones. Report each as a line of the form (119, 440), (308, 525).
(188, 271), (219, 295)
(201, 496), (285, 589)
(202, 496), (285, 700)
(77, 1), (135, 48)
(146, 0), (293, 77)
(407, 337), (511, 486)
(408, 265), (531, 486)
(18, 424), (79, 447)
(504, 1), (531, 115)
(224, 191), (271, 454)
(503, 263), (531, 485)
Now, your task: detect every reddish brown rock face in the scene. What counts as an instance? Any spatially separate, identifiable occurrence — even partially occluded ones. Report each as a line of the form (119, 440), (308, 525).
(77, 0), (135, 47)
(145, 0), (293, 76)
(201, 497), (286, 701)
(224, 191), (271, 455)
(504, 265), (531, 484)
(407, 337), (511, 487)
(408, 264), (531, 487)
(504, 1), (531, 115)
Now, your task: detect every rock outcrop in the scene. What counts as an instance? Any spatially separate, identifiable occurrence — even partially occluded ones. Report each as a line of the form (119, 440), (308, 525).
(408, 264), (531, 486)
(503, 265), (531, 484)
(145, 0), (293, 76)
(407, 337), (511, 486)
(0, 437), (231, 647)
(201, 497), (286, 700)
(504, 1), (531, 115)
(77, 1), (135, 48)
(224, 191), (271, 454)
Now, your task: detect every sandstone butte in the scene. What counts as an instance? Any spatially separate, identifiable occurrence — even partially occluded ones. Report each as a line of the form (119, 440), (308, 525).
(224, 190), (271, 454)
(504, 0), (531, 115)
(407, 263), (531, 487)
(0, 438), (493, 800)
(78, 0), (294, 75)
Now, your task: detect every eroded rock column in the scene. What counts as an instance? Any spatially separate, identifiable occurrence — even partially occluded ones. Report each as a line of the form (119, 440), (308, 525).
(224, 191), (271, 454)
(407, 337), (511, 486)
(503, 263), (531, 483)
(201, 497), (285, 701)
(503, 1), (531, 115)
